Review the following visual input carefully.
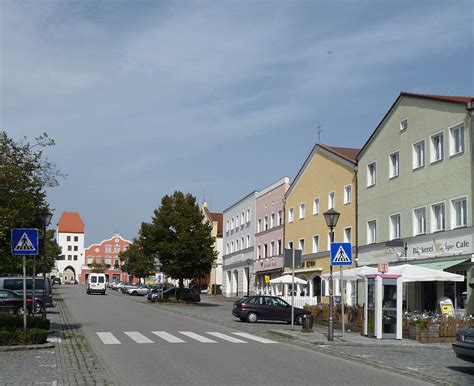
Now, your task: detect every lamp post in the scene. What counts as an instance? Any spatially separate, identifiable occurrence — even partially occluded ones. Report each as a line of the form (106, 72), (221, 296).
(246, 258), (252, 296)
(39, 210), (53, 320)
(324, 208), (340, 342)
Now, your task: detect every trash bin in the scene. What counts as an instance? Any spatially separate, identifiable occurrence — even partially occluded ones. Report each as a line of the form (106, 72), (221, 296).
(302, 315), (314, 332)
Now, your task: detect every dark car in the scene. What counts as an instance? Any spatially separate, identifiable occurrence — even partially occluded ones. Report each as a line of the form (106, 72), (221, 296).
(232, 295), (311, 324)
(0, 289), (33, 315)
(162, 287), (200, 303)
(0, 276), (53, 313)
(453, 328), (474, 362)
(52, 277), (61, 285)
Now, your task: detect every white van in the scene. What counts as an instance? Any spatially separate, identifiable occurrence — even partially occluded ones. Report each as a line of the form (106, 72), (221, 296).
(87, 273), (106, 295)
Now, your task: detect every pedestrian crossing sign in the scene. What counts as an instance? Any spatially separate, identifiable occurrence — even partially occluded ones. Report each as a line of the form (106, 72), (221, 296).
(330, 242), (352, 266)
(11, 228), (39, 256)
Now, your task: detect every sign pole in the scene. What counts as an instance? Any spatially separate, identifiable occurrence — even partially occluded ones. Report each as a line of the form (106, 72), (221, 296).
(291, 248), (295, 331)
(341, 266), (345, 340)
(23, 255), (27, 331)
(32, 255), (36, 315)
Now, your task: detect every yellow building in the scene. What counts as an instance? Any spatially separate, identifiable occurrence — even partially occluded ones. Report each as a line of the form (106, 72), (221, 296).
(284, 143), (359, 303)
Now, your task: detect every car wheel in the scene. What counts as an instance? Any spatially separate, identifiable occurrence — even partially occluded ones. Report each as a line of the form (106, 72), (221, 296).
(295, 314), (304, 325)
(16, 306), (27, 316)
(247, 312), (258, 323)
(34, 301), (43, 314)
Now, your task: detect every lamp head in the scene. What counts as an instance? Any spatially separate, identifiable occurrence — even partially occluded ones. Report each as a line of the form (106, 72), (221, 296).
(39, 209), (53, 227)
(323, 208), (341, 229)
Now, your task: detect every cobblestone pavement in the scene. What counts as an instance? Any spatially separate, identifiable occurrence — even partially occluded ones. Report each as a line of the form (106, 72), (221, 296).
(0, 288), (117, 385)
(113, 290), (474, 385)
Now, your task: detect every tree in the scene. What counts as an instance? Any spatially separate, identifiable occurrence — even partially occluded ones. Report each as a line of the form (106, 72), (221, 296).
(141, 191), (217, 294)
(90, 262), (106, 273)
(0, 131), (64, 274)
(119, 238), (155, 284)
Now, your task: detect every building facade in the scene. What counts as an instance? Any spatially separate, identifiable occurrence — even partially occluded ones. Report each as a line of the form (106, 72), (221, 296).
(55, 212), (85, 283)
(201, 201), (224, 292)
(284, 144), (359, 303)
(222, 192), (256, 297)
(357, 92), (474, 313)
(254, 177), (290, 294)
(80, 233), (132, 284)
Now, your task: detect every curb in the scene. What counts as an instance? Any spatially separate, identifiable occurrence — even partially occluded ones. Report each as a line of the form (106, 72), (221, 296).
(0, 343), (55, 352)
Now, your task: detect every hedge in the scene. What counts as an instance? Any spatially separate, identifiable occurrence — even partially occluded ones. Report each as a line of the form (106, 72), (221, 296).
(0, 315), (50, 331)
(0, 328), (48, 346)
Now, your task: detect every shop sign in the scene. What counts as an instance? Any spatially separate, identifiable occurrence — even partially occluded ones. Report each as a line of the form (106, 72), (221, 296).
(411, 235), (472, 256)
(264, 275), (270, 283)
(255, 255), (284, 272)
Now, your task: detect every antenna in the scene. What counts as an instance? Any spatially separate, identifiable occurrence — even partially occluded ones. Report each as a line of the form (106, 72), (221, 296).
(316, 122), (322, 143)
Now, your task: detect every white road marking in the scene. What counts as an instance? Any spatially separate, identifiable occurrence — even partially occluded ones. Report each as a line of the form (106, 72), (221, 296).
(96, 332), (121, 344)
(124, 331), (154, 344)
(179, 331), (217, 343)
(151, 331), (186, 343)
(206, 332), (247, 343)
(232, 332), (276, 344)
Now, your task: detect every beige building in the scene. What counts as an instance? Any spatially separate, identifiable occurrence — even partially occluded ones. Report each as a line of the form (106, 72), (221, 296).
(201, 201), (223, 294)
(284, 144), (359, 303)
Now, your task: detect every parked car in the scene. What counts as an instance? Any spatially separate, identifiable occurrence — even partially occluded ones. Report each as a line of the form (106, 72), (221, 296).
(86, 273), (106, 295)
(52, 277), (61, 285)
(115, 282), (127, 292)
(65, 279), (78, 285)
(121, 283), (139, 294)
(0, 289), (33, 315)
(108, 280), (120, 288)
(162, 287), (200, 303)
(127, 286), (150, 296)
(111, 281), (124, 290)
(232, 295), (311, 324)
(0, 276), (53, 312)
(452, 328), (474, 363)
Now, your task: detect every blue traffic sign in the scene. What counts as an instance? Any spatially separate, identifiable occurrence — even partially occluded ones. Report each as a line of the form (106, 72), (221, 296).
(330, 242), (352, 266)
(11, 228), (39, 256)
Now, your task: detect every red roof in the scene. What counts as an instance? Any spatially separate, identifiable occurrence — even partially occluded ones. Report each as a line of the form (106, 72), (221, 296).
(401, 92), (474, 105)
(203, 207), (223, 237)
(318, 144), (360, 163)
(57, 212), (84, 233)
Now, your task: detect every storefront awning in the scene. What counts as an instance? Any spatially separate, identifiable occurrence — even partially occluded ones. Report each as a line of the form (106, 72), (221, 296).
(416, 258), (468, 271)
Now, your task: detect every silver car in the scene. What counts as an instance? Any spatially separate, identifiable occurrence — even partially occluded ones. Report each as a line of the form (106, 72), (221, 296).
(127, 286), (149, 296)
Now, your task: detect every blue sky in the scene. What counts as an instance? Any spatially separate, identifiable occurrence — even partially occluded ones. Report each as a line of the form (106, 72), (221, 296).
(1, 0), (473, 245)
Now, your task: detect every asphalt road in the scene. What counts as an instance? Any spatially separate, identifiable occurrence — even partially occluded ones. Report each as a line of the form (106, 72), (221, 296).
(63, 286), (427, 385)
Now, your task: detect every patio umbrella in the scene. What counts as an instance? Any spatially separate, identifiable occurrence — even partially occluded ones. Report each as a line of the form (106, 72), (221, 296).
(321, 266), (378, 281)
(269, 275), (307, 285)
(387, 264), (464, 282)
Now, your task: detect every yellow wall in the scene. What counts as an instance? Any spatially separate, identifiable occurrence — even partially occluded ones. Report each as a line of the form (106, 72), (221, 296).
(284, 150), (356, 275)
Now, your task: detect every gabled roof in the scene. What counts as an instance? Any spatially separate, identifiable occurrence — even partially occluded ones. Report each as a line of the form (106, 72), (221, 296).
(203, 206), (223, 237)
(57, 212), (84, 233)
(357, 92), (474, 160)
(285, 143), (359, 199)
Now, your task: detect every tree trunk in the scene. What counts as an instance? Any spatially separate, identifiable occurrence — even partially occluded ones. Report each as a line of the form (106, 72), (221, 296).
(179, 277), (184, 300)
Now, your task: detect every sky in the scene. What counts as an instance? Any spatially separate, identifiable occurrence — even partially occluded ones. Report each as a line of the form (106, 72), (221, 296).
(1, 0), (473, 246)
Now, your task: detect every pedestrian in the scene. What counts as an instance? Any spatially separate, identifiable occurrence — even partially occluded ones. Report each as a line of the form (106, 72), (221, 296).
(303, 287), (308, 296)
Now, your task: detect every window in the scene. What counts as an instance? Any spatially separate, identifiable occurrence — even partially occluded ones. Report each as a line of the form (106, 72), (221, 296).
(114, 245), (120, 253)
(343, 227), (352, 243)
(430, 132), (444, 163)
(270, 241), (275, 256)
(264, 216), (268, 230)
(277, 210), (283, 225)
(226, 244), (229, 254)
(451, 197), (467, 228)
(68, 255), (72, 260)
(431, 203), (445, 232)
(270, 213), (275, 228)
(114, 259), (119, 268)
(368, 220), (377, 244)
(344, 185), (352, 204)
(367, 162), (376, 187)
(241, 212), (245, 226)
(288, 208), (294, 223)
(312, 235), (319, 253)
(389, 152), (399, 178)
(313, 198), (320, 215)
(299, 239), (305, 253)
(413, 207), (427, 235)
(73, 246), (78, 251)
(450, 124), (465, 156)
(235, 215), (239, 228)
(288, 241), (293, 249)
(247, 208), (251, 222)
(299, 203), (306, 219)
(257, 219), (261, 233)
(74, 236), (78, 242)
(67, 245), (72, 251)
(105, 257), (111, 265)
(66, 236), (71, 241)
(236, 239), (239, 250)
(231, 218), (234, 229)
(257, 245), (261, 259)
(264, 243), (268, 258)
(278, 239), (282, 255)
(246, 235), (250, 248)
(230, 241), (234, 253)
(413, 140), (425, 169)
(87, 257), (93, 265)
(241, 237), (244, 250)
(390, 214), (400, 240)
(105, 245), (112, 253)
(226, 221), (229, 232)
(328, 192), (335, 209)
(400, 118), (408, 131)
(73, 255), (77, 261)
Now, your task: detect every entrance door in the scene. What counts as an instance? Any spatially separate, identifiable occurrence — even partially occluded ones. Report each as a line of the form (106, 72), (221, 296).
(382, 280), (397, 339)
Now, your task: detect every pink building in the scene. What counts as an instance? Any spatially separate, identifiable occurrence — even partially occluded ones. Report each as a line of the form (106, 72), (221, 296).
(80, 233), (132, 284)
(254, 177), (290, 294)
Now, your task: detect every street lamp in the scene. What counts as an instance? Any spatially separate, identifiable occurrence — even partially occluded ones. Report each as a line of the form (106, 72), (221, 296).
(324, 208), (340, 342)
(39, 209), (53, 320)
(246, 258), (252, 296)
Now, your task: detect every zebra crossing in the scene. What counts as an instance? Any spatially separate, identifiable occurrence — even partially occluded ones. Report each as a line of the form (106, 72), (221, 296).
(96, 330), (276, 345)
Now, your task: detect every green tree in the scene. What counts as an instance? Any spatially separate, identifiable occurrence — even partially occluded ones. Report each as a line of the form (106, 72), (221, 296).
(0, 131), (64, 274)
(90, 261), (106, 273)
(119, 238), (155, 283)
(141, 191), (216, 294)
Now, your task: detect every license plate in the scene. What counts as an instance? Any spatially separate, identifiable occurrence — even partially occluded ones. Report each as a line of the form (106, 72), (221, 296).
(464, 336), (474, 343)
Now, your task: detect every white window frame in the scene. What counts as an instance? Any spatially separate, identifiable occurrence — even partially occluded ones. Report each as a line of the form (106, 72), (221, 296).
(431, 201), (445, 232)
(278, 239), (282, 255)
(264, 216), (268, 230)
(312, 235), (319, 253)
(328, 192), (335, 209)
(413, 206), (427, 236)
(367, 162), (376, 187)
(246, 208), (251, 223)
(313, 197), (320, 215)
(241, 237), (244, 250)
(241, 212), (245, 226)
(257, 245), (261, 259)
(270, 241), (275, 256)
(430, 131), (444, 163)
(288, 241), (293, 249)
(235, 215), (239, 228)
(230, 241), (234, 253)
(343, 185), (352, 205)
(226, 221), (229, 233)
(288, 208), (294, 223)
(343, 227), (352, 243)
(231, 217), (235, 230)
(389, 151), (400, 179)
(246, 234), (250, 248)
(299, 238), (305, 254)
(451, 196), (467, 229)
(367, 220), (377, 244)
(400, 118), (408, 131)
(226, 243), (229, 254)
(299, 203), (306, 219)
(257, 219), (261, 233)
(270, 213), (275, 228)
(412, 140), (425, 170)
(236, 239), (239, 251)
(389, 214), (401, 240)
(449, 123), (465, 156)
